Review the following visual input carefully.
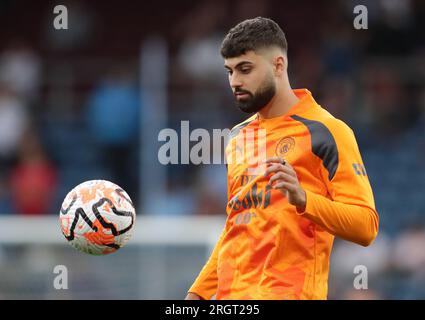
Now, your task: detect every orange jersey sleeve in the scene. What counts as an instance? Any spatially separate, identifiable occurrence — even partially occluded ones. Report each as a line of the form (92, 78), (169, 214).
(297, 118), (379, 246)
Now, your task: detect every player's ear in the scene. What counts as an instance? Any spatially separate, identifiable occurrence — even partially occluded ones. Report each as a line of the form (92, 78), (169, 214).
(273, 55), (285, 77)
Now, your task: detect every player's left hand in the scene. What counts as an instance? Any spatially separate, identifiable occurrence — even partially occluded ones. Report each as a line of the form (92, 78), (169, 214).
(263, 157), (306, 211)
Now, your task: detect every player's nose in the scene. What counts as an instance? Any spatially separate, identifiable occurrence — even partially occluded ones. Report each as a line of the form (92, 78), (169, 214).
(229, 73), (243, 89)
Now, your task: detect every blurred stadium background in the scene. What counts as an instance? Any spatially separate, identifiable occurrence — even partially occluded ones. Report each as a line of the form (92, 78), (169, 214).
(0, 0), (424, 299)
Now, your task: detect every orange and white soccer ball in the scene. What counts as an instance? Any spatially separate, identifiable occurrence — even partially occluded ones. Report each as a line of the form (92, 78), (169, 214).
(59, 180), (136, 255)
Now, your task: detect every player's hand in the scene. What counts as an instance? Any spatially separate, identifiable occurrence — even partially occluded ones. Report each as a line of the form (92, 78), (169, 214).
(185, 292), (203, 300)
(263, 157), (306, 212)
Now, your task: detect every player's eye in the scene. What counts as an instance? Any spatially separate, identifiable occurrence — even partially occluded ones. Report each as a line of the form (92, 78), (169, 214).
(240, 68), (251, 74)
(226, 70), (233, 75)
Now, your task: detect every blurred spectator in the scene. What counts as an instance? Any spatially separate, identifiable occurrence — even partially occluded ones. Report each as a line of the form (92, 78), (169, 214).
(9, 129), (58, 215)
(86, 66), (140, 201)
(388, 222), (425, 299)
(175, 1), (227, 84)
(0, 83), (28, 168)
(177, 33), (225, 83)
(392, 223), (425, 274)
(0, 42), (41, 102)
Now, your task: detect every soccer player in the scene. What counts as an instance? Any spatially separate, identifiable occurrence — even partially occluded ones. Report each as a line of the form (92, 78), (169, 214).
(186, 17), (379, 300)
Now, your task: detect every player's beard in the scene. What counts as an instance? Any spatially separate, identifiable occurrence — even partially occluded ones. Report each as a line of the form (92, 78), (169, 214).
(234, 74), (276, 114)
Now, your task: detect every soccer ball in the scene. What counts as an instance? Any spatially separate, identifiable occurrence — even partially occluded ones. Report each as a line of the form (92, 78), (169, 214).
(59, 180), (136, 255)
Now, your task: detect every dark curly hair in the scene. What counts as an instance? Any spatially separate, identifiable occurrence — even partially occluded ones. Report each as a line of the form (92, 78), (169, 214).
(221, 17), (288, 58)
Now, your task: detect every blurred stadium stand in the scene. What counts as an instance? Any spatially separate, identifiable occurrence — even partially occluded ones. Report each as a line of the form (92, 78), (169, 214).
(0, 0), (424, 299)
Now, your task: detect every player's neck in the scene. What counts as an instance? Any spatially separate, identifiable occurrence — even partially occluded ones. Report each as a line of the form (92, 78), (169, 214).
(257, 86), (299, 120)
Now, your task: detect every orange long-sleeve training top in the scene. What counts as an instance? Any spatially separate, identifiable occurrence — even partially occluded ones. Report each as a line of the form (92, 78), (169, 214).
(189, 89), (379, 300)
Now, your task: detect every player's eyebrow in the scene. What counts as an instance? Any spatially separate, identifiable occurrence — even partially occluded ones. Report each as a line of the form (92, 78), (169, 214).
(224, 61), (253, 70)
